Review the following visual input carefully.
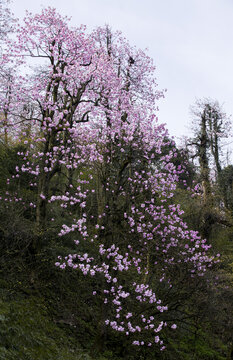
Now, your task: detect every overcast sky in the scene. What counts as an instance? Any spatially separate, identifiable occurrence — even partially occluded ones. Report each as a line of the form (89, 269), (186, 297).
(9, 0), (233, 149)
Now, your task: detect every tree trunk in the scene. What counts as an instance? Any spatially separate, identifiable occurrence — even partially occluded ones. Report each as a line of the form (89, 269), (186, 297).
(199, 111), (212, 207)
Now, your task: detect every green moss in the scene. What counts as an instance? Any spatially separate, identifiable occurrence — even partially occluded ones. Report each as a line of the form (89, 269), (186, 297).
(168, 331), (227, 360)
(0, 296), (91, 360)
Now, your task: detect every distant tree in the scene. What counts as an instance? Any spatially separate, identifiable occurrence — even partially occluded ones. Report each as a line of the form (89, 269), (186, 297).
(189, 99), (231, 205)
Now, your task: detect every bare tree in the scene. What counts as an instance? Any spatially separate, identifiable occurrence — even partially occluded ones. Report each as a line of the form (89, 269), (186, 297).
(188, 99), (231, 205)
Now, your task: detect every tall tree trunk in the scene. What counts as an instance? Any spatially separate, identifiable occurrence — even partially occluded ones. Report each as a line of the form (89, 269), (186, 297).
(199, 111), (212, 206)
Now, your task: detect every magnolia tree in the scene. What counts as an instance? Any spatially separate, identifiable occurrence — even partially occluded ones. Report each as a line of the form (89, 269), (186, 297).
(0, 8), (219, 351)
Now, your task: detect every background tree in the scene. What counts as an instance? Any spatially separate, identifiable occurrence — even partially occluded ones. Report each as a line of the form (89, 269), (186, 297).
(189, 99), (231, 189)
